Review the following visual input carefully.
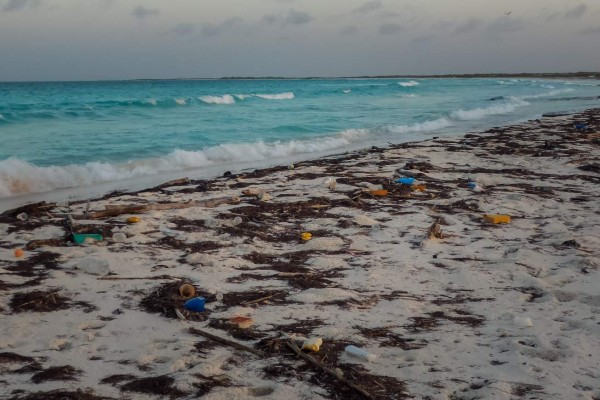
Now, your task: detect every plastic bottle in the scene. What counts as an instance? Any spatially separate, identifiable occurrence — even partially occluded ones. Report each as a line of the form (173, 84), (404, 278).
(467, 181), (483, 192)
(345, 345), (376, 362)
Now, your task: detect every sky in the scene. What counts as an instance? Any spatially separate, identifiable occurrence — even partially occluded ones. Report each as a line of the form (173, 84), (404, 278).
(0, 0), (599, 81)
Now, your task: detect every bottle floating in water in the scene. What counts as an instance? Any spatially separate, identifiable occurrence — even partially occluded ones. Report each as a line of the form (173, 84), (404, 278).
(345, 345), (376, 362)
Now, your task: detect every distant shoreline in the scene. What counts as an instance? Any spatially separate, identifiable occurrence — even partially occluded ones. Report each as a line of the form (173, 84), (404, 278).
(215, 72), (600, 81)
(2, 72), (599, 84)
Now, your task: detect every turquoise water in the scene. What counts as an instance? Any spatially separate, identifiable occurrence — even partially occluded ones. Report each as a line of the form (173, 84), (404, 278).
(0, 78), (599, 199)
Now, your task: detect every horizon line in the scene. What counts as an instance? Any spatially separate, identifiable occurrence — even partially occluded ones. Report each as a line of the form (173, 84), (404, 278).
(1, 71), (599, 84)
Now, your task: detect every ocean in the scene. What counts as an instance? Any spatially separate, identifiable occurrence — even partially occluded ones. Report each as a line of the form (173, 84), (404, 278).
(1, 77), (599, 209)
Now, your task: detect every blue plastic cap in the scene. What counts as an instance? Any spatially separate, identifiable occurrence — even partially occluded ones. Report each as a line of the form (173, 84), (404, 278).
(395, 177), (415, 185)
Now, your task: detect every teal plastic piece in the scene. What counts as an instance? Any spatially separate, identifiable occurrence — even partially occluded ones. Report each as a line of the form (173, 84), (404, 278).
(72, 233), (103, 244)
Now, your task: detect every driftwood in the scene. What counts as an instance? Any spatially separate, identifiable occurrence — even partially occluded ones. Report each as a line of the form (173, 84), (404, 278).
(189, 327), (265, 357)
(241, 294), (275, 305)
(73, 196), (240, 220)
(285, 339), (375, 400)
(25, 238), (66, 250)
(189, 328), (374, 399)
(97, 275), (180, 281)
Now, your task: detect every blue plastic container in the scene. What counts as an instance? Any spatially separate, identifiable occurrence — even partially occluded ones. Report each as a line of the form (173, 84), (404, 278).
(467, 182), (477, 189)
(184, 297), (206, 312)
(395, 177), (415, 185)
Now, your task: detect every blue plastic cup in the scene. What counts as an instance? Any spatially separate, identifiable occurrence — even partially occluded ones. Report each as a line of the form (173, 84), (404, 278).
(184, 297), (206, 312)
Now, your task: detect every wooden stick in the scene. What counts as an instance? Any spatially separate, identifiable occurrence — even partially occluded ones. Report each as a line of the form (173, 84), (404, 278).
(189, 327), (265, 357)
(285, 339), (375, 400)
(241, 294), (275, 305)
(26, 238), (65, 250)
(97, 275), (180, 281)
(73, 196), (240, 220)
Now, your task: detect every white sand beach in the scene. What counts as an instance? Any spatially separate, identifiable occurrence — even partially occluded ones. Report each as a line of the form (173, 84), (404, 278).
(1, 109), (599, 400)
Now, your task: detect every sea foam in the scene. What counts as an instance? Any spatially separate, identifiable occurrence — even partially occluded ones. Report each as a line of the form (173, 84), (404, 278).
(0, 129), (369, 197)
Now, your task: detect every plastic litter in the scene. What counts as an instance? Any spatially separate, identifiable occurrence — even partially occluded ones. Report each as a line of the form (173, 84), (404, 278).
(395, 177), (415, 185)
(484, 214), (511, 224)
(72, 233), (103, 245)
(16, 213), (28, 221)
(14, 248), (24, 258)
(411, 184), (426, 192)
(323, 177), (336, 190)
(215, 293), (224, 301)
(160, 226), (182, 237)
(467, 181), (484, 192)
(369, 189), (388, 196)
(112, 232), (127, 242)
(301, 232), (312, 241)
(345, 345), (376, 362)
(184, 297), (206, 312)
(358, 182), (383, 191)
(126, 216), (141, 224)
(302, 337), (323, 352)
(179, 284), (196, 299)
(258, 191), (272, 202)
(228, 316), (254, 329)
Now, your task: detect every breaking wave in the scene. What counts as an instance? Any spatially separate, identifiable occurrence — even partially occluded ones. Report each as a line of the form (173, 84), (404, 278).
(0, 113), (458, 198)
(255, 92), (295, 100)
(386, 118), (451, 133)
(451, 98), (530, 121)
(199, 95), (236, 105)
(520, 88), (575, 100)
(199, 92), (295, 103)
(398, 81), (419, 87)
(0, 129), (367, 197)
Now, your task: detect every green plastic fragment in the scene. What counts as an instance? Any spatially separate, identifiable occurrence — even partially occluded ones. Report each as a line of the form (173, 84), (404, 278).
(72, 233), (103, 244)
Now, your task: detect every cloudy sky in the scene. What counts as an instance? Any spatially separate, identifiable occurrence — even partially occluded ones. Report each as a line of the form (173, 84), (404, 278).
(0, 0), (599, 81)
